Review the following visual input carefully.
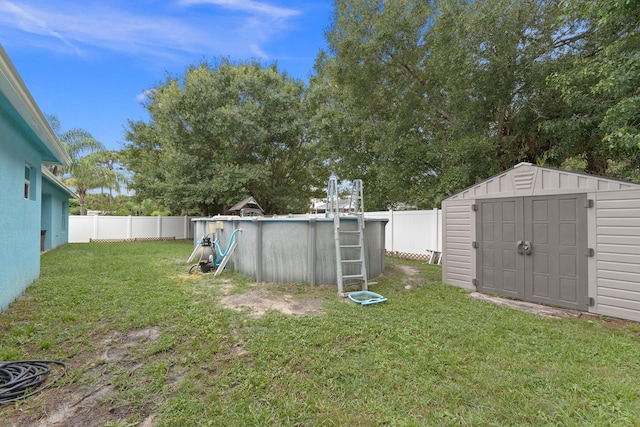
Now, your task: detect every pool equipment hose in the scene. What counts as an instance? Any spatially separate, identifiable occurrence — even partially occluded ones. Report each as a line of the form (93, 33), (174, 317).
(212, 228), (242, 260)
(348, 291), (388, 305)
(190, 228), (242, 274)
(0, 360), (67, 404)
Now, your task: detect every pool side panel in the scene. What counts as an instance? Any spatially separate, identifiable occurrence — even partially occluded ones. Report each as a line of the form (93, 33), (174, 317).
(198, 216), (387, 285)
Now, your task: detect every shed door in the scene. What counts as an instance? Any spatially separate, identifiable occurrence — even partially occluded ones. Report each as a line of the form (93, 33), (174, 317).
(477, 194), (588, 311)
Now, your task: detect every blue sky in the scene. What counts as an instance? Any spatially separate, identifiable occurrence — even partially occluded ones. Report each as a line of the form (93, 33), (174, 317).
(1, 0), (332, 151)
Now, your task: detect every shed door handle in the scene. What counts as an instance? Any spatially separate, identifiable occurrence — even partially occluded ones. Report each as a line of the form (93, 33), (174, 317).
(523, 241), (532, 255)
(516, 240), (524, 255)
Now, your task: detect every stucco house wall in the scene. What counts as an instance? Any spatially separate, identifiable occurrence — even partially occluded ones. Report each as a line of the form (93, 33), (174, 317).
(41, 167), (77, 251)
(0, 120), (46, 309)
(0, 45), (71, 311)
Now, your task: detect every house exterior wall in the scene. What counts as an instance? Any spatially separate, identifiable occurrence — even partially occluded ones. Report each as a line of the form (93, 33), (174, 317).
(0, 113), (44, 310)
(41, 176), (71, 251)
(593, 189), (640, 322)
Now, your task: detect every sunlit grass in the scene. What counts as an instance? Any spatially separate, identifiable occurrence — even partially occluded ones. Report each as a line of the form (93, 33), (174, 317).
(1, 242), (639, 425)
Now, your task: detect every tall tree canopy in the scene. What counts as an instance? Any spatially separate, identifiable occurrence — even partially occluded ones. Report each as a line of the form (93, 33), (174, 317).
(312, 0), (640, 209)
(122, 60), (318, 216)
(545, 0), (640, 180)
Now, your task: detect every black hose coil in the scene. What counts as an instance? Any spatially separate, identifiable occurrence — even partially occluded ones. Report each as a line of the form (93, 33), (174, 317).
(0, 360), (67, 404)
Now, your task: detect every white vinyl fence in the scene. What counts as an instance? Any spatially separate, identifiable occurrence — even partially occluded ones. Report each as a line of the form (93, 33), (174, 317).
(366, 209), (442, 256)
(69, 215), (194, 242)
(69, 210), (442, 257)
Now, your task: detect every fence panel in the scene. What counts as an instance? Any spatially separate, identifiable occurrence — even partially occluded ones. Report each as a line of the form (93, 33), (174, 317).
(367, 209), (442, 255)
(98, 217), (129, 240)
(68, 216), (96, 243)
(69, 212), (441, 256)
(131, 216), (158, 239)
(69, 216), (194, 242)
(161, 216), (190, 238)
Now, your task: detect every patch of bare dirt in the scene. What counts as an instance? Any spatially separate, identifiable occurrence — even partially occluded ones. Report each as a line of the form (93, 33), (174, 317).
(219, 289), (325, 318)
(390, 264), (424, 289)
(3, 283), (325, 426)
(30, 384), (119, 427)
(396, 264), (419, 277)
(3, 326), (167, 427)
(469, 292), (581, 318)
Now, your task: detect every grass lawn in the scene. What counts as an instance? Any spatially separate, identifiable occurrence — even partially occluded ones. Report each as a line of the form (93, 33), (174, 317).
(1, 241), (640, 426)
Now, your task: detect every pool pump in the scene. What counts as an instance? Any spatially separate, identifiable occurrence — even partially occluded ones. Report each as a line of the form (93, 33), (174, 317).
(194, 236), (217, 273)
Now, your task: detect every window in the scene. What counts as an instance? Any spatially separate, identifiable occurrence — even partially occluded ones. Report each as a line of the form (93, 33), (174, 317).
(24, 165), (31, 199)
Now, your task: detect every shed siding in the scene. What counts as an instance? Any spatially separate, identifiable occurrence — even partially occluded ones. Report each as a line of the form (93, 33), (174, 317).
(446, 163), (640, 201)
(443, 163), (640, 322)
(442, 199), (474, 289)
(595, 189), (640, 321)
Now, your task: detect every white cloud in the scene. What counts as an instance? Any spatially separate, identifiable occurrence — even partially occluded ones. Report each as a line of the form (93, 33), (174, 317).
(0, 0), (82, 56)
(0, 0), (302, 62)
(136, 89), (156, 103)
(178, 0), (300, 20)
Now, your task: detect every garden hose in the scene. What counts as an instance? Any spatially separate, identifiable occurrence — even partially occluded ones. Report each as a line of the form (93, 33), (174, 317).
(0, 360), (67, 404)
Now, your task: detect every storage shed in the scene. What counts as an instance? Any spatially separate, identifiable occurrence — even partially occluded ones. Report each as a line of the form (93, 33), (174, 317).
(442, 162), (640, 322)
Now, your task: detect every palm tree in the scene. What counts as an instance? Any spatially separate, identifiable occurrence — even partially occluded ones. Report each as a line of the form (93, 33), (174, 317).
(63, 155), (101, 215)
(46, 115), (126, 214)
(47, 116), (105, 176)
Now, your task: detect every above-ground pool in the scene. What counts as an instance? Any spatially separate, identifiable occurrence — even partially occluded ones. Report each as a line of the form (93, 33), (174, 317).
(192, 215), (388, 286)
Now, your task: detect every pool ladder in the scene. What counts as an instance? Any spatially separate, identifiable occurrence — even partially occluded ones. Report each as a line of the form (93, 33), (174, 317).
(328, 174), (368, 297)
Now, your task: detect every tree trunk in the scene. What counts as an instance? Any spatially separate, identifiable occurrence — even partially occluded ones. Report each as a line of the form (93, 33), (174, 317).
(586, 152), (608, 176)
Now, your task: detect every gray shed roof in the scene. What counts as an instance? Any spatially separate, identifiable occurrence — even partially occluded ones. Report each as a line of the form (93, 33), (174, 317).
(445, 162), (640, 201)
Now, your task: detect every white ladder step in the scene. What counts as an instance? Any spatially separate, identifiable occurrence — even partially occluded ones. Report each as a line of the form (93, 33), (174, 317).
(329, 174), (368, 296)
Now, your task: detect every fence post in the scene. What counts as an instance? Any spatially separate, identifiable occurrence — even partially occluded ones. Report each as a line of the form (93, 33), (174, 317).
(93, 215), (99, 240)
(157, 216), (162, 239)
(127, 216), (133, 239)
(390, 208), (394, 253)
(436, 208), (442, 252)
(431, 208), (439, 252)
(183, 216), (188, 240)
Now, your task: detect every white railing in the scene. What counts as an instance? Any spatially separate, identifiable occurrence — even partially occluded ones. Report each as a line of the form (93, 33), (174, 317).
(69, 215), (194, 242)
(69, 210), (442, 255)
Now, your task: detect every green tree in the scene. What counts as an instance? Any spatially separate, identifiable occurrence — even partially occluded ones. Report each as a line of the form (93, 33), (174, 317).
(314, 0), (635, 206)
(47, 116), (127, 214)
(120, 121), (166, 207)
(91, 150), (128, 201)
(312, 1), (443, 209)
(544, 0), (640, 179)
(47, 115), (105, 177)
(123, 60), (318, 215)
(65, 152), (106, 215)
